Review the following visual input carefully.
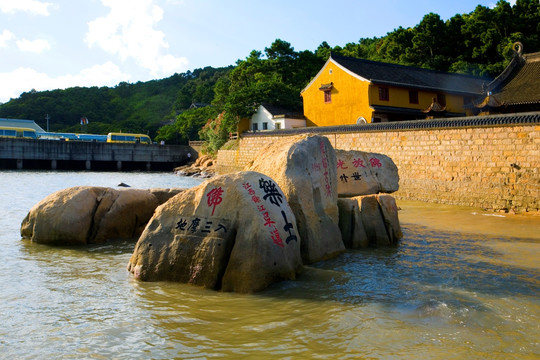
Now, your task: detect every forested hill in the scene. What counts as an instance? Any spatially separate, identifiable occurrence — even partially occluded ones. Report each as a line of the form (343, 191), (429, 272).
(0, 0), (538, 142)
(0, 66), (231, 137)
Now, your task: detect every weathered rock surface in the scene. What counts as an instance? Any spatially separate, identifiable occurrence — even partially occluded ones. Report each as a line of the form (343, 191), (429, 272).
(127, 171), (303, 293)
(174, 154), (216, 178)
(21, 186), (167, 245)
(247, 134), (345, 264)
(338, 194), (402, 248)
(335, 149), (399, 197)
(150, 188), (185, 205)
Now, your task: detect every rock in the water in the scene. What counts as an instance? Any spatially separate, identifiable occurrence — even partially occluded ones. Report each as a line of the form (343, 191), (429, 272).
(376, 194), (402, 243)
(247, 134), (345, 264)
(127, 171), (303, 293)
(335, 149), (399, 197)
(338, 194), (402, 248)
(174, 154), (217, 178)
(21, 186), (160, 245)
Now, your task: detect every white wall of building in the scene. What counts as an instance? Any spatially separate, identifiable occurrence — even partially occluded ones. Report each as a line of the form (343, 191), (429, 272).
(250, 105), (275, 131)
(249, 105), (306, 131)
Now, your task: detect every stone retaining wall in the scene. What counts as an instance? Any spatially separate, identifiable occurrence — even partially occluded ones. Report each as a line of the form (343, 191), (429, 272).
(217, 121), (539, 213)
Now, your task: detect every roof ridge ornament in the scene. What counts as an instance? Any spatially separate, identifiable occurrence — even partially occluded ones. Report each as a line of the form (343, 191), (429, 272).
(513, 42), (523, 56)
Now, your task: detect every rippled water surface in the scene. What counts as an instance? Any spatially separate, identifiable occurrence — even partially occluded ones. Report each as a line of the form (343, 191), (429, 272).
(1, 171), (538, 359)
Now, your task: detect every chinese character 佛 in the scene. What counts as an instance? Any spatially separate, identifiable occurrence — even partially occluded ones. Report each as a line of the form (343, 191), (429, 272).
(369, 157), (382, 168)
(207, 187), (224, 216)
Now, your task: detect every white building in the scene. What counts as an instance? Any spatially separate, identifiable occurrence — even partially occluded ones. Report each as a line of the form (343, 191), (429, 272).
(250, 103), (306, 131)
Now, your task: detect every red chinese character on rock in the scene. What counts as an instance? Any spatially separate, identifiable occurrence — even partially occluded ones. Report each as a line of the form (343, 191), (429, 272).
(337, 159), (348, 169)
(369, 157), (382, 168)
(263, 212), (275, 227)
(207, 187), (224, 216)
(271, 228), (284, 248)
(353, 158), (366, 168)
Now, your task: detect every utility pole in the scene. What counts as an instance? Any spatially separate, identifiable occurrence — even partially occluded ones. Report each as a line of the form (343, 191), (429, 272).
(45, 114), (50, 132)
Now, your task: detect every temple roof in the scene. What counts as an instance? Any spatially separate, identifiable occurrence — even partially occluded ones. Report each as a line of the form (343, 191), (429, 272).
(423, 98), (447, 113)
(260, 103), (304, 119)
(328, 54), (488, 95)
(482, 48), (540, 107)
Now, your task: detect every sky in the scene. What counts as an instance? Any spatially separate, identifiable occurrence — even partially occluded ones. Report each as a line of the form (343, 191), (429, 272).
(0, 0), (515, 104)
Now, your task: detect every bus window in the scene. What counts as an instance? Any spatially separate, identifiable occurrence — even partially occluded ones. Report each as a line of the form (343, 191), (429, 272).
(0, 127), (36, 138)
(23, 131), (37, 139)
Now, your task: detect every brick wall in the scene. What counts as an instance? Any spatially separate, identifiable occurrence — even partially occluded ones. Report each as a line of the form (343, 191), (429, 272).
(216, 124), (540, 213)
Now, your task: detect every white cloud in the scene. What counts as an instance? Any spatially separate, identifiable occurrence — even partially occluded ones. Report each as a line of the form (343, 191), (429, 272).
(0, 0), (53, 16)
(0, 29), (15, 47)
(0, 62), (131, 103)
(85, 0), (188, 76)
(16, 38), (51, 53)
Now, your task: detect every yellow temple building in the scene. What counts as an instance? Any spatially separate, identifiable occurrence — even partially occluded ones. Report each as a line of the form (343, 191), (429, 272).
(301, 53), (487, 126)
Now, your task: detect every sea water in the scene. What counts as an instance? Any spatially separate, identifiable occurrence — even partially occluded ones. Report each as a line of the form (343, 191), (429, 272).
(0, 170), (538, 359)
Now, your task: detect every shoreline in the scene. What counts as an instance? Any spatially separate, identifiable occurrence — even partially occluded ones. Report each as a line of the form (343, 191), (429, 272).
(397, 199), (540, 240)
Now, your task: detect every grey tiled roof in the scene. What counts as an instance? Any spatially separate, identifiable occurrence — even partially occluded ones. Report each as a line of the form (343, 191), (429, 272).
(489, 52), (540, 106)
(330, 54), (488, 95)
(261, 103), (304, 119)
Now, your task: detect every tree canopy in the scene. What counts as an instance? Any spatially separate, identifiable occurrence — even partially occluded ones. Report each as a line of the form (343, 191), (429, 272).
(0, 0), (538, 149)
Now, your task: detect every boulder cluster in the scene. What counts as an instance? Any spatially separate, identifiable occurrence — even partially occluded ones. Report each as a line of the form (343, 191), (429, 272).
(21, 187), (182, 245)
(21, 135), (401, 293)
(173, 154), (216, 178)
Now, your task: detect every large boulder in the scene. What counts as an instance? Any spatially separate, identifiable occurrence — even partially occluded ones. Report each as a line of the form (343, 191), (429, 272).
(127, 171), (303, 293)
(247, 135), (345, 264)
(338, 194), (402, 248)
(335, 149), (399, 197)
(150, 188), (185, 204)
(21, 186), (163, 245)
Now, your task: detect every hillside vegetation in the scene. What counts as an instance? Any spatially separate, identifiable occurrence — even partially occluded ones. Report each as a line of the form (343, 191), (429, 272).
(0, 0), (537, 148)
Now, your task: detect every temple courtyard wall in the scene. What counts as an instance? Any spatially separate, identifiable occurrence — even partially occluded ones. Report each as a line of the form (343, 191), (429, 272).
(216, 118), (539, 213)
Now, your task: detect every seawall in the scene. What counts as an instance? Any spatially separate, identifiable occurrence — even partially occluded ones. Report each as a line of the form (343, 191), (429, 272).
(216, 112), (540, 213)
(0, 138), (191, 171)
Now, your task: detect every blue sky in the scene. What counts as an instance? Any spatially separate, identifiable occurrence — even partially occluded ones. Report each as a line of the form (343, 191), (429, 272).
(0, 0), (514, 103)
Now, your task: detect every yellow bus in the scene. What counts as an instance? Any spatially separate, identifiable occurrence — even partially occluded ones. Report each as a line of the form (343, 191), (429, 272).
(106, 132), (151, 144)
(0, 127), (38, 139)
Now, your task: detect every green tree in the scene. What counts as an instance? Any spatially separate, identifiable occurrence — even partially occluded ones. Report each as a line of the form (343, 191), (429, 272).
(198, 112), (235, 154)
(403, 13), (448, 69)
(376, 26), (413, 64)
(155, 106), (220, 145)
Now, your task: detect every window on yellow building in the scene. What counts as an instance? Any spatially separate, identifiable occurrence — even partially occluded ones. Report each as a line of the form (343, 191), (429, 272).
(437, 93), (446, 107)
(378, 87), (389, 101)
(409, 90), (419, 104)
(324, 90), (332, 103)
